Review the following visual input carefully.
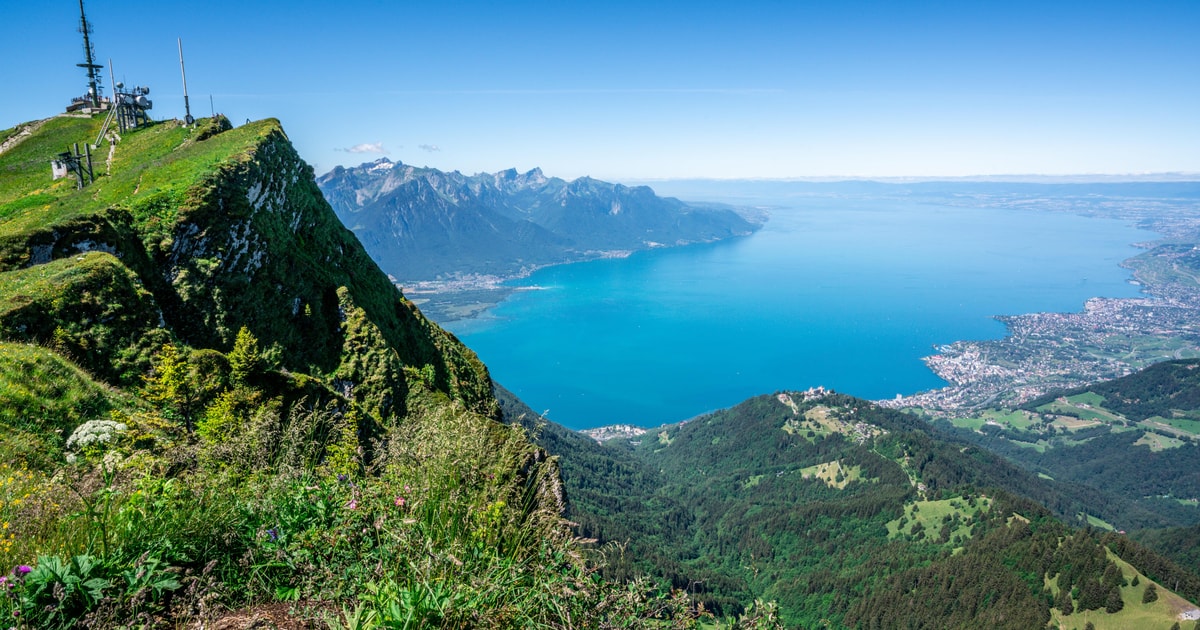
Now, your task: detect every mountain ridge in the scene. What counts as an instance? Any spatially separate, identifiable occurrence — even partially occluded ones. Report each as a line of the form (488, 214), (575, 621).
(316, 157), (762, 288)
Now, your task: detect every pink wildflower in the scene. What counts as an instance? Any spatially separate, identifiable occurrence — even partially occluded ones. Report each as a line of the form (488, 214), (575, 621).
(394, 496), (406, 508)
(347, 499), (358, 510)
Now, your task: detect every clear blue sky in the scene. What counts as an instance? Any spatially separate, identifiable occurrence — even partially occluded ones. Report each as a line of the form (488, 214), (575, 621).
(2, 1), (1197, 180)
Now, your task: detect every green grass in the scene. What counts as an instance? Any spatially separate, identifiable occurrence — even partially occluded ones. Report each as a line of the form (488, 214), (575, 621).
(1038, 396), (1128, 425)
(1047, 549), (1200, 630)
(0, 342), (117, 442)
(1134, 431), (1185, 451)
(0, 115), (277, 247)
(798, 460), (864, 489)
(783, 404), (883, 443)
(0, 377), (708, 628)
(886, 496), (991, 544)
(0, 124), (22, 147)
(1051, 415), (1107, 431)
(950, 408), (1042, 432)
(947, 416), (985, 430)
(0, 116), (104, 214)
(1078, 512), (1116, 531)
(1144, 415), (1200, 436)
(1067, 392), (1107, 407)
(0, 251), (167, 383)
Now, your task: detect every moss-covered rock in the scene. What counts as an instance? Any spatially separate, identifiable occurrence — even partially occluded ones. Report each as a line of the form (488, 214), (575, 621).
(0, 252), (167, 383)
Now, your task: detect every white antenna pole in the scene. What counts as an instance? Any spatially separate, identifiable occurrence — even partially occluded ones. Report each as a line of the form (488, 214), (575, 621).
(178, 38), (193, 125)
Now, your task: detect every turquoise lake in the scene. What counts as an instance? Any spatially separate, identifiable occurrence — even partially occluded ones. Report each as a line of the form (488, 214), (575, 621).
(446, 195), (1156, 430)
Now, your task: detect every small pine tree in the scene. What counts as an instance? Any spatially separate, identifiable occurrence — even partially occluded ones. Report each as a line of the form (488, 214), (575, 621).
(144, 343), (200, 432)
(1104, 584), (1124, 614)
(228, 326), (263, 386)
(1143, 582), (1159, 604)
(1084, 622), (1095, 630)
(1132, 575), (1140, 587)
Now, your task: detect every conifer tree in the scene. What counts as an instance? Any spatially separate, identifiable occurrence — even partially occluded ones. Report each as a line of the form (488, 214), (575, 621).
(144, 343), (200, 432)
(1104, 586), (1124, 614)
(229, 326), (263, 386)
(1056, 587), (1074, 615)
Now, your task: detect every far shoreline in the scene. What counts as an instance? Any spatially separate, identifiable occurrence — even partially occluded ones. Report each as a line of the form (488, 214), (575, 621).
(425, 186), (1200, 431)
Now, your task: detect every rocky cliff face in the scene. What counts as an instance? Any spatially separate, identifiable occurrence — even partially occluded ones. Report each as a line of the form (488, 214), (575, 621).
(0, 116), (495, 421)
(316, 158), (761, 281)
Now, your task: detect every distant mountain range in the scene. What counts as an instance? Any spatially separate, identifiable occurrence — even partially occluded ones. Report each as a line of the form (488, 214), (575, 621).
(316, 159), (762, 282)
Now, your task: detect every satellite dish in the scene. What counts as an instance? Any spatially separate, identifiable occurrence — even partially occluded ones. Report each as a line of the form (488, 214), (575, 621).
(185, 114), (195, 125)
(115, 81), (124, 89)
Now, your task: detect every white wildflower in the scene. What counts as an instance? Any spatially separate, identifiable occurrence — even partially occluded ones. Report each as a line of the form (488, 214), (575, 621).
(65, 419), (128, 452)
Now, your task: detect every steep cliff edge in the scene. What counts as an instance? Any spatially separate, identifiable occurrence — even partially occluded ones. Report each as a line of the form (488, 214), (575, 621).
(0, 115), (493, 419)
(0, 115), (696, 627)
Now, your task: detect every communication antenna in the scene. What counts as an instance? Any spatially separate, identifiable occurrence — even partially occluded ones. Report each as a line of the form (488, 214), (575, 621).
(76, 0), (104, 108)
(178, 38), (194, 125)
(112, 82), (153, 132)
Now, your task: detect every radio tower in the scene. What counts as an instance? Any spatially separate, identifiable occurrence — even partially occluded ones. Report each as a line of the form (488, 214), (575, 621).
(77, 0), (104, 108)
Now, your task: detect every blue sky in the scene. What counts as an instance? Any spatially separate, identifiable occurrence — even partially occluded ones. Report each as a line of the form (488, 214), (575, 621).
(2, 1), (1197, 180)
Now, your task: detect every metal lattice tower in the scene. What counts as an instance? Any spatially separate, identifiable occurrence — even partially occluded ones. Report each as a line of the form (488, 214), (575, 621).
(76, 0), (104, 108)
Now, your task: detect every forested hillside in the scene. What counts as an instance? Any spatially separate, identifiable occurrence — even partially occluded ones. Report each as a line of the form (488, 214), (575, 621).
(928, 360), (1200, 530)
(501, 386), (1200, 628)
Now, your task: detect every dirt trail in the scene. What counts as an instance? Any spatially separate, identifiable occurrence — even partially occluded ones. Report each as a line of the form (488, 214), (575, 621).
(0, 117), (52, 156)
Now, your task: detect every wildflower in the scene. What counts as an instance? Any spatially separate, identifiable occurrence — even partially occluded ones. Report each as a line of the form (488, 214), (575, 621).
(337, 474), (348, 483)
(347, 499), (358, 510)
(394, 496), (405, 508)
(65, 419), (128, 452)
(266, 528), (278, 542)
(14, 566), (30, 577)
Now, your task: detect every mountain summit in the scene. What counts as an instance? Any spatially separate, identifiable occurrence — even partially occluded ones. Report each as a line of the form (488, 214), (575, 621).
(316, 159), (761, 282)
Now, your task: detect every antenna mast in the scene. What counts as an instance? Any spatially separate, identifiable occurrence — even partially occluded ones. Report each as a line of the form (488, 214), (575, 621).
(178, 38), (194, 125)
(76, 0), (104, 108)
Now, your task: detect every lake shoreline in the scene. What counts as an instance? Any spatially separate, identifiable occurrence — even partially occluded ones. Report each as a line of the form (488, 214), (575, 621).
(439, 189), (1200, 430)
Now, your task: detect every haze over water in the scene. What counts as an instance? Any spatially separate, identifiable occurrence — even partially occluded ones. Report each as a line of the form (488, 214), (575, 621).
(448, 194), (1156, 430)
